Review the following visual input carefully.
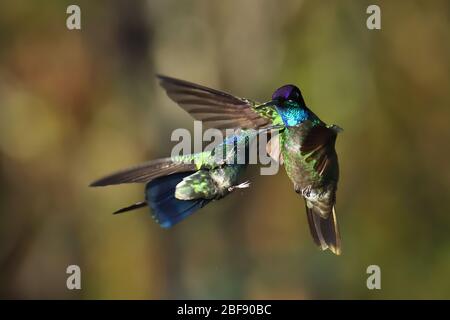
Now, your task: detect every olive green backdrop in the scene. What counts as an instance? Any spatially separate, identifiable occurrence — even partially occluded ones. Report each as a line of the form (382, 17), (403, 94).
(0, 0), (449, 299)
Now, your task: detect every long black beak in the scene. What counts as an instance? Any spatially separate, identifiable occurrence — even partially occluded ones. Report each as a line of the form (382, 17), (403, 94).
(257, 99), (278, 108)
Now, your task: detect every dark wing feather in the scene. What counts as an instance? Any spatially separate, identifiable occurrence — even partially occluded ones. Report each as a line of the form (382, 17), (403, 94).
(157, 75), (273, 129)
(292, 122), (341, 254)
(90, 158), (196, 187)
(300, 124), (339, 181)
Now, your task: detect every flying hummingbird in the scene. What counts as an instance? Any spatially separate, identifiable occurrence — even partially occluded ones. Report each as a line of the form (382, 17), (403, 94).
(157, 75), (342, 255)
(90, 128), (268, 228)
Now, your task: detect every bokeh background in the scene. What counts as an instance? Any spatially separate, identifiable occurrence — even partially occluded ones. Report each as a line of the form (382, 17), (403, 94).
(0, 0), (449, 299)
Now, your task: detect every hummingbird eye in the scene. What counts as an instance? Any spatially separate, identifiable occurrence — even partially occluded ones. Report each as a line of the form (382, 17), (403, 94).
(289, 90), (300, 101)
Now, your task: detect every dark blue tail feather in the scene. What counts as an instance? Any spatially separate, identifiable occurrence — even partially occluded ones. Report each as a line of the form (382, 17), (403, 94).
(145, 172), (210, 228)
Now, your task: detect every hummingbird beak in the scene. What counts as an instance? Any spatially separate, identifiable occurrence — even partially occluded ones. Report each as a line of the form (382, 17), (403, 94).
(258, 99), (278, 108)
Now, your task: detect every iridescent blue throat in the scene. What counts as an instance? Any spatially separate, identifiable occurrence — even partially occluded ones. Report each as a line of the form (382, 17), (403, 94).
(276, 101), (312, 126)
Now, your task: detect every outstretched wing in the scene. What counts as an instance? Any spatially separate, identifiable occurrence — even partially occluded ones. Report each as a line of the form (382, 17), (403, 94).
(89, 158), (197, 187)
(157, 75), (281, 130)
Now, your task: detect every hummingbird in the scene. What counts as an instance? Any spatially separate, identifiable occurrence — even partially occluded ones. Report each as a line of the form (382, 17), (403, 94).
(157, 75), (342, 255)
(90, 128), (268, 228)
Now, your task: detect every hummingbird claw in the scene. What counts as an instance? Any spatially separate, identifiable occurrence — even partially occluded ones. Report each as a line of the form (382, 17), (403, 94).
(228, 181), (251, 192)
(237, 181), (251, 189)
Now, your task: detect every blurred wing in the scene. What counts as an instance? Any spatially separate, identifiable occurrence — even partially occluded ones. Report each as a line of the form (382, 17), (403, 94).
(157, 75), (279, 129)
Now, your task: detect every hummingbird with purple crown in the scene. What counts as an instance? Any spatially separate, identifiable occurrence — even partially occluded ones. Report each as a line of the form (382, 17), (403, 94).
(91, 75), (342, 255)
(156, 75), (343, 255)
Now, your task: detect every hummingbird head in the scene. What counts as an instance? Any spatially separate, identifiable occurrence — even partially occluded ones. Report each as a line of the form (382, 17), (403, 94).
(271, 85), (305, 105)
(267, 85), (310, 126)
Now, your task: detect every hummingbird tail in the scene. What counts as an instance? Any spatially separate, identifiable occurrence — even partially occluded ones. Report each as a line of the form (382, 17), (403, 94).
(305, 204), (341, 255)
(146, 172), (210, 228)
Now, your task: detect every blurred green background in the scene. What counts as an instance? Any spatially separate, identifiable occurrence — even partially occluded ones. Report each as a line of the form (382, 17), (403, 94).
(0, 0), (449, 299)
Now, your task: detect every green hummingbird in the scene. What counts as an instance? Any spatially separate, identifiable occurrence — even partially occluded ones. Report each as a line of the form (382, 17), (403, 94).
(90, 128), (268, 228)
(157, 75), (342, 255)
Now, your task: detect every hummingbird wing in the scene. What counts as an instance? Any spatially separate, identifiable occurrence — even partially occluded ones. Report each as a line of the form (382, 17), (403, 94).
(157, 75), (280, 129)
(89, 127), (270, 187)
(89, 157), (197, 187)
(297, 123), (341, 255)
(300, 124), (339, 181)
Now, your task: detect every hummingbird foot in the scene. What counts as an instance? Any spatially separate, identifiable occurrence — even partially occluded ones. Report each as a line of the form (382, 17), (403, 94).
(228, 181), (251, 192)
